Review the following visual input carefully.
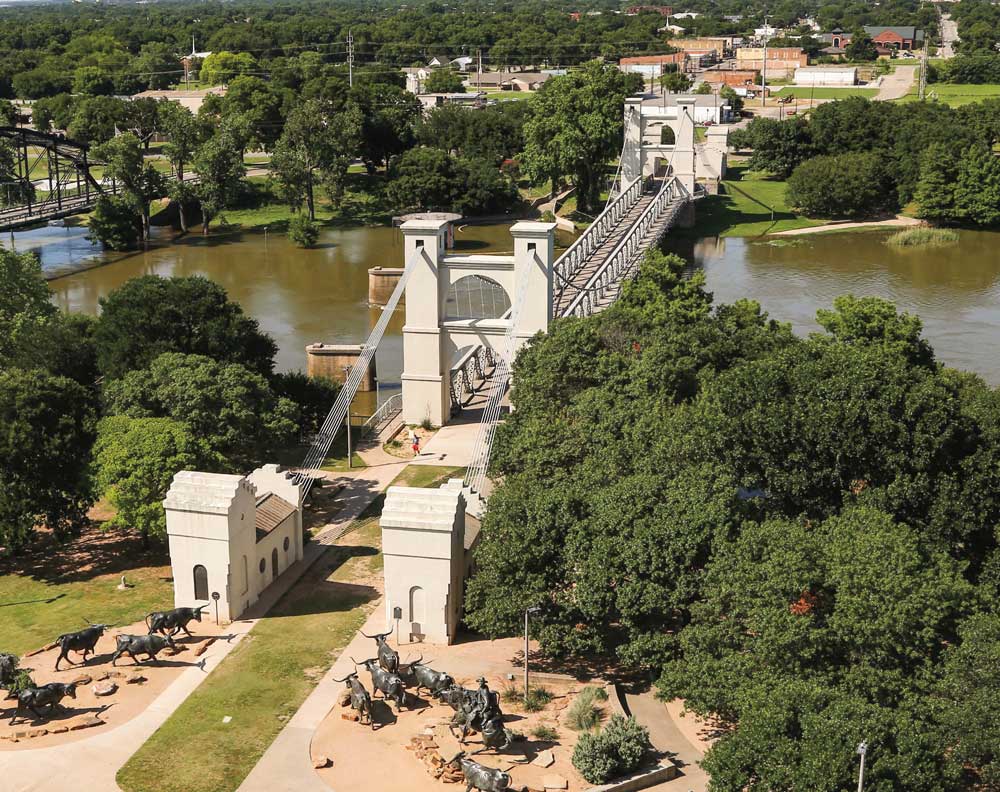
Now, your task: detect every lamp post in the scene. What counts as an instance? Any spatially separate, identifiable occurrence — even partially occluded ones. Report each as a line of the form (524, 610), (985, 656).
(523, 606), (541, 705)
(343, 365), (353, 469)
(856, 741), (868, 792)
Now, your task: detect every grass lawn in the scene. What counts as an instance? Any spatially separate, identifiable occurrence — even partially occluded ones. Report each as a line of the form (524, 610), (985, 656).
(682, 164), (828, 237)
(0, 527), (174, 656)
(775, 86), (878, 100)
(117, 463), (462, 792)
(275, 430), (367, 474)
(898, 83), (1000, 107)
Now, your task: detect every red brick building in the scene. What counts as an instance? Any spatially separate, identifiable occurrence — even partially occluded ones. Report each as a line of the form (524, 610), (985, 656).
(625, 5), (673, 16)
(702, 69), (760, 89)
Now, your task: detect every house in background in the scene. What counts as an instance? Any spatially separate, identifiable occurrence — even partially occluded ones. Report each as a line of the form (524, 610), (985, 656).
(823, 26), (924, 53)
(625, 5), (673, 16)
(417, 92), (487, 113)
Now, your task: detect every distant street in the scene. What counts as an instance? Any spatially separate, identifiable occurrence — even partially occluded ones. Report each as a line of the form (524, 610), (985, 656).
(939, 14), (959, 59)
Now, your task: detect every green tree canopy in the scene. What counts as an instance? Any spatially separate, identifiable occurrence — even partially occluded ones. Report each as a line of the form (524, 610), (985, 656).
(93, 274), (277, 379)
(423, 67), (465, 94)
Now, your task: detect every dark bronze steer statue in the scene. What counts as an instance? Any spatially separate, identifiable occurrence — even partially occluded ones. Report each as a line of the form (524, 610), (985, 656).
(10, 682), (77, 725)
(0, 653), (18, 688)
(332, 671), (374, 727)
(146, 605), (209, 637)
(361, 630), (399, 673)
(446, 754), (511, 792)
(112, 633), (176, 665)
(353, 657), (407, 712)
(399, 654), (454, 696)
(54, 623), (111, 670)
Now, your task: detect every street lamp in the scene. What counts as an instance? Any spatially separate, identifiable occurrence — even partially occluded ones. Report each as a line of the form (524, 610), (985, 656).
(342, 365), (353, 469)
(856, 741), (868, 792)
(523, 606), (541, 704)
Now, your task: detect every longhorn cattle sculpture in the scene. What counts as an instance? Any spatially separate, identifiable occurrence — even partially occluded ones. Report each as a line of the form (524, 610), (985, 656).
(352, 656), (408, 712)
(111, 633), (176, 665)
(332, 671), (374, 727)
(9, 682), (77, 725)
(361, 630), (399, 673)
(446, 753), (511, 792)
(399, 654), (455, 696)
(54, 622), (112, 670)
(146, 605), (209, 637)
(443, 678), (512, 752)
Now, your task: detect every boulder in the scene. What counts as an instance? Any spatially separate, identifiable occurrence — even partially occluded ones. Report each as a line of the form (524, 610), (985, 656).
(313, 756), (332, 769)
(193, 638), (217, 658)
(27, 727), (48, 738)
(69, 715), (102, 731)
(532, 749), (555, 768)
(341, 711), (360, 722)
(70, 674), (93, 686)
(50, 726), (69, 734)
(542, 775), (568, 791)
(93, 682), (118, 697)
(337, 689), (352, 707)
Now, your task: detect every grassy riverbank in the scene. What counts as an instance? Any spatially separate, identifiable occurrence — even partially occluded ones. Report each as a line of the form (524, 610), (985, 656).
(683, 165), (828, 237)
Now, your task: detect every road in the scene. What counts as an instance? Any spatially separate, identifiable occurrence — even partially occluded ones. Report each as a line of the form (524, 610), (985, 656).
(940, 14), (959, 59)
(875, 64), (918, 101)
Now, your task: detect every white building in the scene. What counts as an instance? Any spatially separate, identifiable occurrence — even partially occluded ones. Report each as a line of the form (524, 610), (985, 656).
(163, 464), (304, 622)
(793, 66), (858, 86)
(380, 480), (468, 644)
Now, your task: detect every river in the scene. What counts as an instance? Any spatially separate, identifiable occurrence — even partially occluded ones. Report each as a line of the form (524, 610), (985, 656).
(10, 222), (1000, 390)
(666, 230), (1000, 383)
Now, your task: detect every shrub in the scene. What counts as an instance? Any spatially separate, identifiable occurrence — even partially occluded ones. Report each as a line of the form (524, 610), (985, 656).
(501, 683), (553, 711)
(288, 214), (320, 248)
(88, 194), (141, 251)
(572, 715), (650, 784)
(531, 724), (558, 741)
(7, 669), (35, 696)
(567, 686), (607, 731)
(885, 228), (959, 247)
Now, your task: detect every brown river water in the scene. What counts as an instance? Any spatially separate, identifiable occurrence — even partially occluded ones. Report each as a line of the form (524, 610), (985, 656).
(8, 223), (1000, 390)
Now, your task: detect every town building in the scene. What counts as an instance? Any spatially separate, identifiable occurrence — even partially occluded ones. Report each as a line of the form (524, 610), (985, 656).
(163, 465), (305, 623)
(625, 5), (673, 16)
(701, 69), (760, 89)
(666, 36), (735, 57)
(463, 72), (551, 92)
(793, 66), (858, 86)
(133, 87), (226, 114)
(416, 92), (487, 112)
(736, 47), (809, 79)
(824, 26), (925, 53)
(619, 53), (691, 77)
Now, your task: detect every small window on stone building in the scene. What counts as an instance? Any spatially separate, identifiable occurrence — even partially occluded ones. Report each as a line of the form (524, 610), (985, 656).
(259, 558), (266, 574)
(193, 564), (209, 601)
(241, 555), (248, 595)
(283, 537), (290, 552)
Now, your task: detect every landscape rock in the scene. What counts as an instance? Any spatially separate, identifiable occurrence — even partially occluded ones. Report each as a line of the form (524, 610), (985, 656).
(542, 774), (568, 791)
(532, 749), (555, 768)
(126, 672), (147, 685)
(50, 726), (68, 734)
(70, 674), (93, 686)
(341, 711), (360, 722)
(193, 637), (217, 657)
(27, 727), (48, 738)
(69, 715), (102, 731)
(93, 681), (118, 697)
(313, 756), (332, 769)
(337, 689), (352, 707)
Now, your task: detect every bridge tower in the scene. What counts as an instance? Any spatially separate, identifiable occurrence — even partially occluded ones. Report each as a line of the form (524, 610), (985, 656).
(621, 95), (698, 194)
(399, 218), (556, 427)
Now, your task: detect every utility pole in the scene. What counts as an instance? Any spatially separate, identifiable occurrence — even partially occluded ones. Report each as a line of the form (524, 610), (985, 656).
(856, 741), (868, 792)
(918, 34), (929, 100)
(347, 29), (354, 88)
(477, 48), (483, 92)
(761, 14), (769, 110)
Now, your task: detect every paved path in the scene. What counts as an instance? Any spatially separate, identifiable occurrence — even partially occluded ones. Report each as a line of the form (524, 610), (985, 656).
(624, 691), (709, 792)
(940, 14), (959, 59)
(876, 65), (918, 101)
(770, 215), (922, 236)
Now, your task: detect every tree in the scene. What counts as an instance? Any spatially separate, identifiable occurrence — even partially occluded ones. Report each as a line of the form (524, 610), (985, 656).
(31, 94), (76, 133)
(0, 249), (56, 365)
(955, 143), (1000, 226)
(93, 274), (277, 379)
(786, 152), (897, 218)
(222, 76), (286, 151)
(914, 143), (960, 223)
(386, 147), (457, 212)
(815, 295), (934, 367)
(72, 66), (114, 97)
(103, 352), (299, 465)
(287, 214), (319, 248)
(92, 415), (221, 546)
(12, 67), (72, 100)
(0, 98), (18, 126)
(159, 101), (206, 182)
(720, 84), (744, 114)
(122, 97), (161, 150)
(0, 369), (96, 551)
(270, 371), (339, 434)
(349, 83), (421, 171)
(199, 51), (259, 87)
(68, 96), (127, 144)
(88, 194), (142, 251)
(845, 29), (878, 61)
(271, 99), (361, 219)
(191, 121), (246, 233)
(133, 42), (178, 91)
(93, 133), (167, 245)
(659, 71), (692, 94)
(423, 67), (465, 94)
(521, 61), (643, 212)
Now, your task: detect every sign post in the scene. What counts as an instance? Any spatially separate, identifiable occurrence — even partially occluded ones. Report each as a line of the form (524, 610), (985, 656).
(212, 591), (220, 625)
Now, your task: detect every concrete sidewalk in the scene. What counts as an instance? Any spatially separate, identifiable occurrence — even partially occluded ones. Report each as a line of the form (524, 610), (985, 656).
(623, 691), (709, 792)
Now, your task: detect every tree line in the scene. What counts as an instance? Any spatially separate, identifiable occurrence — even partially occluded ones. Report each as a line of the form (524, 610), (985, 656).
(731, 96), (1000, 225)
(0, 249), (339, 552)
(465, 247), (1000, 790)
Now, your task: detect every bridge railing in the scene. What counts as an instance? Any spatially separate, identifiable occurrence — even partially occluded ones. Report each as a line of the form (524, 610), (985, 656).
(561, 176), (690, 320)
(449, 342), (499, 414)
(552, 175), (643, 306)
(360, 393), (402, 440)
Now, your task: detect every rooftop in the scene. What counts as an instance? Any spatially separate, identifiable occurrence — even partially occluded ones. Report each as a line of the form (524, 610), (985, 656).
(255, 493), (297, 541)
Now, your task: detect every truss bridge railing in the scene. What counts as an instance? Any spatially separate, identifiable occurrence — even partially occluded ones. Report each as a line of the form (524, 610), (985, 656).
(552, 175), (643, 307)
(561, 175), (690, 319)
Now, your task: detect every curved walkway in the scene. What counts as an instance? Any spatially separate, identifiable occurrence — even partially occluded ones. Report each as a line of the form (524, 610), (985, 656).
(770, 215), (921, 236)
(623, 691), (709, 792)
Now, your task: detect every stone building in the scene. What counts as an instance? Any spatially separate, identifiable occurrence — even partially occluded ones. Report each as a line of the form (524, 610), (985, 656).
(163, 464), (304, 622)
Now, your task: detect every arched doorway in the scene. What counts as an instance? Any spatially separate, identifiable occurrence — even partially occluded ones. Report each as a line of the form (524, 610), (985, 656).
(271, 548), (279, 581)
(409, 585), (426, 637)
(193, 564), (208, 601)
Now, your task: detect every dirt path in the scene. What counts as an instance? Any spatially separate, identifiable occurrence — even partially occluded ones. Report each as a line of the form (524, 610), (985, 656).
(876, 65), (918, 101)
(770, 215), (922, 236)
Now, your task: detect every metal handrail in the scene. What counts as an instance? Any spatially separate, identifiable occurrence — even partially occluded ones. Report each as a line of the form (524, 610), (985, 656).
(360, 393), (402, 438)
